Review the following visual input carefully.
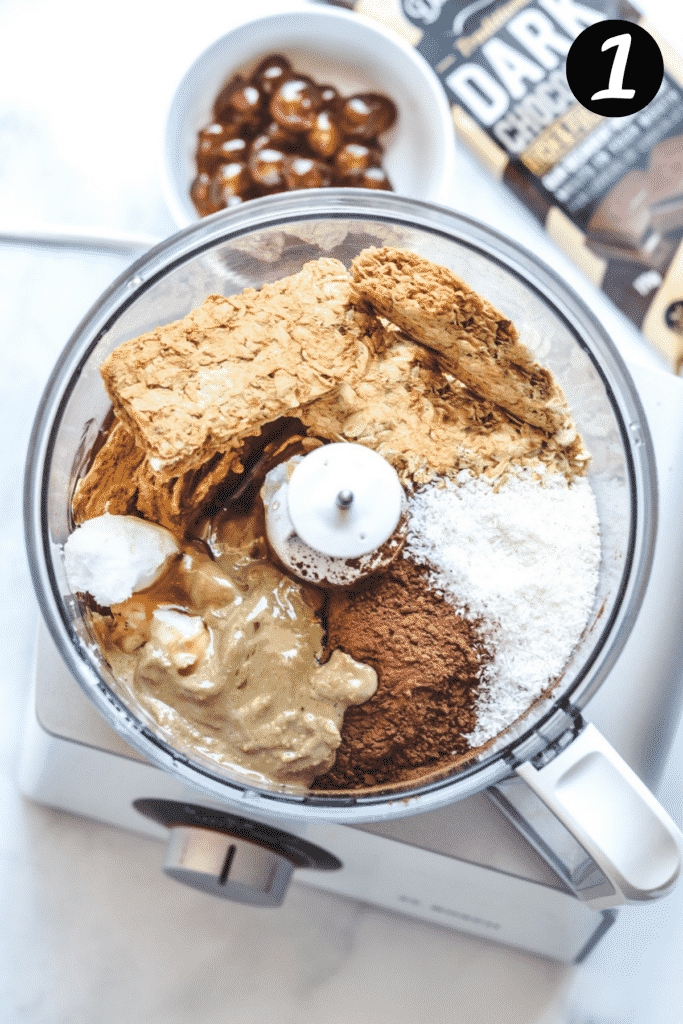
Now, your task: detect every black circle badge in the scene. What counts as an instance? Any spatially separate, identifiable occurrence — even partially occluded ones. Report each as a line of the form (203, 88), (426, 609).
(566, 20), (664, 117)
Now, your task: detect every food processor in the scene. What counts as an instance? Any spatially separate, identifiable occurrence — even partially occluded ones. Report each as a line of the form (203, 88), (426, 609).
(22, 190), (683, 953)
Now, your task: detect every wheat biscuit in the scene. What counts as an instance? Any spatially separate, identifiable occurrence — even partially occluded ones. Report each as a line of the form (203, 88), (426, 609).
(100, 258), (372, 478)
(351, 247), (577, 443)
(72, 419), (245, 535)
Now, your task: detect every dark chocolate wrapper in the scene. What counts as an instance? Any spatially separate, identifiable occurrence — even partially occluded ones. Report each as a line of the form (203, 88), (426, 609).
(354, 0), (683, 372)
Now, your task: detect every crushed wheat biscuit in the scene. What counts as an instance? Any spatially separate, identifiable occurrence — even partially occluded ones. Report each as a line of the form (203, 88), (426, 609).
(73, 419), (244, 535)
(72, 420), (145, 522)
(100, 259), (373, 479)
(351, 247), (578, 445)
(300, 335), (586, 486)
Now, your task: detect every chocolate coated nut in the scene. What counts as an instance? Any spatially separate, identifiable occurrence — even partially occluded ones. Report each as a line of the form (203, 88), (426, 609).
(209, 162), (252, 206)
(217, 136), (249, 163)
(319, 84), (340, 110)
(355, 166), (393, 190)
(249, 147), (287, 189)
(255, 121), (301, 152)
(339, 94), (397, 139)
(231, 83), (263, 126)
(192, 54), (396, 216)
(196, 122), (241, 172)
(334, 141), (382, 176)
(190, 172), (218, 217)
(265, 121), (300, 151)
(270, 78), (323, 132)
(253, 53), (292, 96)
(214, 75), (263, 130)
(307, 109), (341, 160)
(213, 75), (246, 123)
(250, 132), (271, 155)
(283, 156), (333, 189)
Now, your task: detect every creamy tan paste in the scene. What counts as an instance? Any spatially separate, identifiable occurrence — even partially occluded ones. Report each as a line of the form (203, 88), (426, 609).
(91, 519), (376, 789)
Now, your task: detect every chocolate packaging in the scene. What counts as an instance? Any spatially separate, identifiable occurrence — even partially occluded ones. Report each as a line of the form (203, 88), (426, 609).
(355, 0), (683, 372)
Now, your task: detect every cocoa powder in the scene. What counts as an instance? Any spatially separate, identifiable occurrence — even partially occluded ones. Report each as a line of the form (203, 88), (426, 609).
(313, 557), (487, 791)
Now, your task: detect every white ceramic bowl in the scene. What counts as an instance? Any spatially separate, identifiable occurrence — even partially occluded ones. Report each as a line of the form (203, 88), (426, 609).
(162, 6), (456, 226)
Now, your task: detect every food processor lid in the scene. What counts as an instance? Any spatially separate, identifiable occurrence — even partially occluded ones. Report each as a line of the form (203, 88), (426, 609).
(23, 189), (656, 824)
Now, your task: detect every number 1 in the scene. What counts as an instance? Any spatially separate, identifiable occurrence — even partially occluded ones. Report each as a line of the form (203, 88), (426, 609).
(591, 33), (636, 101)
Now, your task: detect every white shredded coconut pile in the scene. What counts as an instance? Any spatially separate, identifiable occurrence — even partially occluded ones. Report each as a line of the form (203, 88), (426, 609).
(406, 470), (601, 747)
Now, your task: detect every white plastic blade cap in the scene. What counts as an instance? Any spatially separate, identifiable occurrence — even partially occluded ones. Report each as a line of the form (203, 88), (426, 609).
(287, 443), (403, 559)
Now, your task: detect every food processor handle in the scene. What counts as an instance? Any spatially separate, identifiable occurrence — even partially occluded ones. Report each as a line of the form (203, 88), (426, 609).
(514, 723), (683, 910)
(0, 224), (161, 254)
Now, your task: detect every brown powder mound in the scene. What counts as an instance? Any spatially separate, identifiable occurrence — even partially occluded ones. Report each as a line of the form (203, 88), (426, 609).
(100, 259), (373, 479)
(351, 247), (578, 446)
(313, 557), (487, 790)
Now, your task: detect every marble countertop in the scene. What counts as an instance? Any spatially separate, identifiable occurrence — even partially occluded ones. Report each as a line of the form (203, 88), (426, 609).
(2, 0), (683, 1021)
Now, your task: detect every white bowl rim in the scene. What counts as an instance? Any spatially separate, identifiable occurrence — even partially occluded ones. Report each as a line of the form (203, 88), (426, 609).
(162, 5), (456, 227)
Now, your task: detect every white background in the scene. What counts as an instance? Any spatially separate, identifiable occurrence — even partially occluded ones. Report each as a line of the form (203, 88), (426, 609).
(1, 0), (682, 1021)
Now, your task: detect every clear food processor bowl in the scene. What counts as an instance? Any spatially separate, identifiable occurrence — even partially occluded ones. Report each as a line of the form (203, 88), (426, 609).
(24, 190), (656, 827)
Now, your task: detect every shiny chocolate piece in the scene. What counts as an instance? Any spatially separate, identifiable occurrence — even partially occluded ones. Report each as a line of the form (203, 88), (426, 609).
(249, 147), (287, 189)
(190, 172), (217, 217)
(213, 74), (245, 123)
(191, 54), (396, 216)
(253, 53), (292, 96)
(217, 136), (249, 163)
(209, 162), (252, 207)
(223, 193), (249, 208)
(334, 141), (382, 177)
(214, 75), (263, 131)
(270, 78), (323, 132)
(265, 121), (300, 151)
(307, 109), (341, 160)
(250, 131), (273, 154)
(196, 122), (241, 173)
(230, 83), (263, 128)
(283, 156), (333, 190)
(319, 84), (340, 110)
(338, 93), (397, 140)
(354, 166), (393, 191)
(254, 121), (300, 152)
